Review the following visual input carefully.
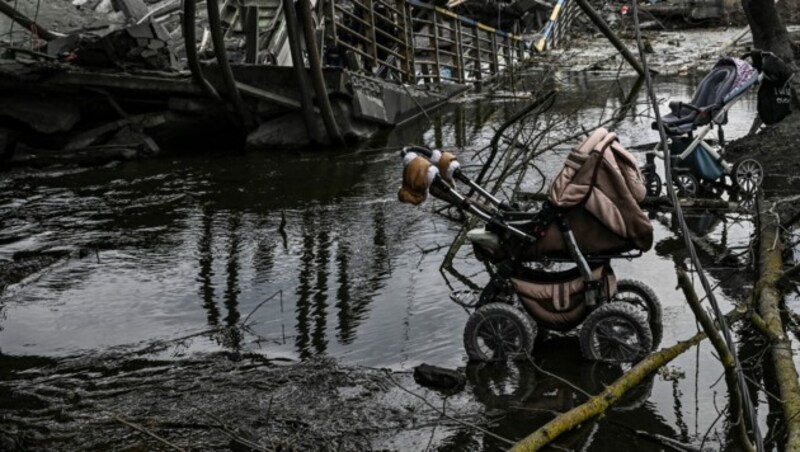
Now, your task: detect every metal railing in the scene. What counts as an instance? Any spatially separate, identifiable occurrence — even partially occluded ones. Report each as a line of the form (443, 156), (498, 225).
(324, 0), (531, 86)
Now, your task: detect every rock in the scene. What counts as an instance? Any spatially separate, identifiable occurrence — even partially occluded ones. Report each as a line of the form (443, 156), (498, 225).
(106, 125), (160, 154)
(46, 34), (81, 58)
(643, 38), (654, 54)
(0, 127), (19, 164)
(95, 0), (113, 13)
(246, 113), (325, 149)
(0, 97), (81, 134)
(412, 364), (466, 391)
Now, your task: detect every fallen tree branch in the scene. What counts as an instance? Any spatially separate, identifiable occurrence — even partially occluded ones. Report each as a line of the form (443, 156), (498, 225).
(112, 414), (187, 452)
(756, 197), (800, 451)
(676, 267), (753, 451)
(750, 312), (785, 343)
(510, 307), (746, 451)
(0, 1), (63, 41)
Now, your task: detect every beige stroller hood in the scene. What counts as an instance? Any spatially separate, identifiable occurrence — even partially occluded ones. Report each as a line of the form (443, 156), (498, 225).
(548, 128), (654, 252)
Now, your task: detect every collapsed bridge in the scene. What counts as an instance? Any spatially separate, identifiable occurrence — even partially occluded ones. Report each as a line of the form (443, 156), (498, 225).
(0, 0), (584, 164)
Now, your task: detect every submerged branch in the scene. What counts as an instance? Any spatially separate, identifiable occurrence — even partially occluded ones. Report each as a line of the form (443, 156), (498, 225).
(676, 267), (753, 452)
(112, 414), (188, 452)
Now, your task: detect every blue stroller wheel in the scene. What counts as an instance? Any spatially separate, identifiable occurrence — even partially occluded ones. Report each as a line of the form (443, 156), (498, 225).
(732, 157), (764, 194)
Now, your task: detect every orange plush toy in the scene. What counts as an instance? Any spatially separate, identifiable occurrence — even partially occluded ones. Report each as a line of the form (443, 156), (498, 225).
(398, 153), (435, 205)
(431, 150), (459, 183)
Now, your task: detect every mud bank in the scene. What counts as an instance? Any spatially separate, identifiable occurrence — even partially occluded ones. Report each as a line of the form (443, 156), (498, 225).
(726, 113), (800, 181)
(0, 351), (484, 451)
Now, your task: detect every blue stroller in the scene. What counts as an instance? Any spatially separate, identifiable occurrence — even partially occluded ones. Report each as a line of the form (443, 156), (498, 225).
(641, 51), (791, 197)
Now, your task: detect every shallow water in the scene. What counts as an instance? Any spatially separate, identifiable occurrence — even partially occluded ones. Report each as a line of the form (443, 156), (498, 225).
(0, 75), (776, 450)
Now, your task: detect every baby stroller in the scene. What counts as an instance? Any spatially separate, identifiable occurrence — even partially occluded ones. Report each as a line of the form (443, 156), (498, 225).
(398, 128), (663, 363)
(641, 51), (792, 197)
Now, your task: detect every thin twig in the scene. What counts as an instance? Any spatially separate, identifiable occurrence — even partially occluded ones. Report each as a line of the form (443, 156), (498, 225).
(243, 290), (282, 326)
(383, 371), (514, 446)
(112, 414), (187, 452)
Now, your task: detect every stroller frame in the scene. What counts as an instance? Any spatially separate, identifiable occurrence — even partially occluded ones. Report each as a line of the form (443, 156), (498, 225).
(641, 63), (765, 197)
(401, 145), (661, 363)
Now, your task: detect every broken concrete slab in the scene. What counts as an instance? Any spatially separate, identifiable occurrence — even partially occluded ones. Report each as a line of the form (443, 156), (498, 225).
(11, 145), (139, 168)
(46, 35), (81, 58)
(112, 0), (149, 23)
(74, 19), (176, 70)
(246, 112), (322, 149)
(0, 96), (81, 134)
(64, 112), (168, 151)
(106, 125), (160, 154)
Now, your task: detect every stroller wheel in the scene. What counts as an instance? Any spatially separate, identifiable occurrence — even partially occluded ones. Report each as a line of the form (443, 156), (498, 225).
(611, 280), (663, 348)
(645, 171), (662, 197)
(673, 173), (698, 197)
(464, 303), (537, 362)
(732, 157), (764, 194)
(579, 303), (652, 363)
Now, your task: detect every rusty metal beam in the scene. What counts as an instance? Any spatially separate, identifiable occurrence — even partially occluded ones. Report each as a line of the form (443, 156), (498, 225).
(0, 1), (62, 41)
(298, 0), (343, 144)
(207, 0), (252, 128)
(282, 0), (321, 142)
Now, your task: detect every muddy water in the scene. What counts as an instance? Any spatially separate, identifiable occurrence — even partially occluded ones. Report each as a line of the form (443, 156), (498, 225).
(0, 75), (771, 450)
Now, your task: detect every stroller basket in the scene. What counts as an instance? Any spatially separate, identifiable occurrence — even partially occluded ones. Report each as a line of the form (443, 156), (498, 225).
(512, 263), (617, 330)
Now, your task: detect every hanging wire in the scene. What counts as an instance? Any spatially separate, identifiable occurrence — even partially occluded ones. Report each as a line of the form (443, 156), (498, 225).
(6, 0), (19, 44)
(31, 0), (42, 49)
(629, 2), (764, 451)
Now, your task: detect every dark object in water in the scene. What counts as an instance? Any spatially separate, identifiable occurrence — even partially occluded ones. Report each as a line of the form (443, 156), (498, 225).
(413, 364), (466, 390)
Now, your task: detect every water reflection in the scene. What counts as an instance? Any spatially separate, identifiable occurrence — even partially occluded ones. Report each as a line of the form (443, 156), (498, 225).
(195, 210), (244, 349)
(296, 213), (316, 359)
(198, 208), (218, 326)
(222, 213), (243, 348)
(458, 335), (670, 451)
